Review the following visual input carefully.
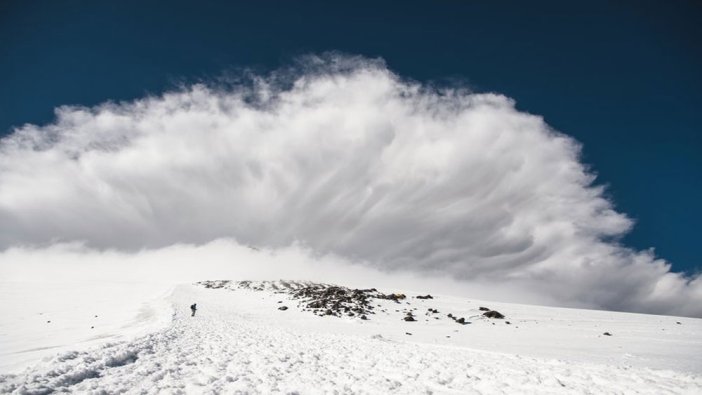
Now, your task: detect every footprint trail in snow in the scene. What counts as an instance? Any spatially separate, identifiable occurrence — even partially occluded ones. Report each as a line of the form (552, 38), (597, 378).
(1, 284), (701, 394)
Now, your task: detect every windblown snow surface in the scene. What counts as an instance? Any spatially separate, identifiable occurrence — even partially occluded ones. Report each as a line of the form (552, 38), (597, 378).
(1, 281), (701, 394)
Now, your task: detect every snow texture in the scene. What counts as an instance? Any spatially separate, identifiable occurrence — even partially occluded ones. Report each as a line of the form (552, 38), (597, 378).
(1, 282), (701, 394)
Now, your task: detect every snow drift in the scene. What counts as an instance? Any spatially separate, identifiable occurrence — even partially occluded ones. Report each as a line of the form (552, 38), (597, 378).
(0, 54), (700, 317)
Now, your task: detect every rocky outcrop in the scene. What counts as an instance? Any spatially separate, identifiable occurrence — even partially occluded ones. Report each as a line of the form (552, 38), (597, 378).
(483, 310), (505, 319)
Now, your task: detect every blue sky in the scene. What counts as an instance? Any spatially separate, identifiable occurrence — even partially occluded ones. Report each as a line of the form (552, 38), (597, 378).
(1, 0), (699, 274)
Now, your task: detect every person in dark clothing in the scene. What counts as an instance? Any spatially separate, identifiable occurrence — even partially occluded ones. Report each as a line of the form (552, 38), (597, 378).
(190, 303), (197, 317)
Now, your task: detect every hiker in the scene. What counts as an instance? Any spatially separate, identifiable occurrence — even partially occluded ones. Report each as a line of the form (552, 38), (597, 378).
(190, 303), (197, 317)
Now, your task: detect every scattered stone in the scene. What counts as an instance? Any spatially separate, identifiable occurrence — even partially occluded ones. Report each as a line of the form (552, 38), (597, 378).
(479, 306), (490, 311)
(91, 326), (94, 329)
(405, 332), (412, 335)
(199, 281), (484, 325)
(199, 280), (231, 289)
(456, 317), (466, 325)
(483, 310), (505, 319)
(377, 293), (406, 302)
(603, 332), (612, 336)
(286, 284), (401, 319)
(676, 321), (682, 325)
(505, 321), (511, 325)
(47, 321), (51, 323)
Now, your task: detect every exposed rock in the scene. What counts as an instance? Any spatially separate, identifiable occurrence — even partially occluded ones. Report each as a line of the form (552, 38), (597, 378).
(198, 281), (482, 325)
(603, 332), (612, 336)
(199, 280), (231, 289)
(377, 293), (406, 302)
(285, 284), (412, 320)
(483, 310), (505, 319)
(278, 306), (288, 311)
(479, 306), (490, 311)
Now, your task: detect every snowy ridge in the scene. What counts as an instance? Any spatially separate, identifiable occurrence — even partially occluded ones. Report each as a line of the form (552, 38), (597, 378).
(198, 280), (505, 323)
(1, 282), (701, 394)
(199, 280), (329, 292)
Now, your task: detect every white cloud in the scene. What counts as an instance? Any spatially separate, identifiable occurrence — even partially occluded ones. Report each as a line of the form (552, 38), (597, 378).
(0, 55), (699, 317)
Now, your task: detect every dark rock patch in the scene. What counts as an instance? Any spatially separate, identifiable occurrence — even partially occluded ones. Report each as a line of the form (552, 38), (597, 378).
(483, 310), (505, 319)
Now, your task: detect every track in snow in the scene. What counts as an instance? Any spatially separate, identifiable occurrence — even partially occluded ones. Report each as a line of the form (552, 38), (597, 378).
(1, 284), (701, 394)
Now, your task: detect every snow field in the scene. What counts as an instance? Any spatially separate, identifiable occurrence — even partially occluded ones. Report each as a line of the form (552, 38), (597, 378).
(0, 281), (174, 374)
(1, 283), (701, 394)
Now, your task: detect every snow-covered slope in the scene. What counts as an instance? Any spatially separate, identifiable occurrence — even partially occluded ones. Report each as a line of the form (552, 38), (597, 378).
(0, 281), (174, 374)
(1, 281), (701, 394)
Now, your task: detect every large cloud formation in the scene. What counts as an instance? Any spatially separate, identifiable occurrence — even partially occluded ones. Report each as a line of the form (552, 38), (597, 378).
(1, 56), (700, 317)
